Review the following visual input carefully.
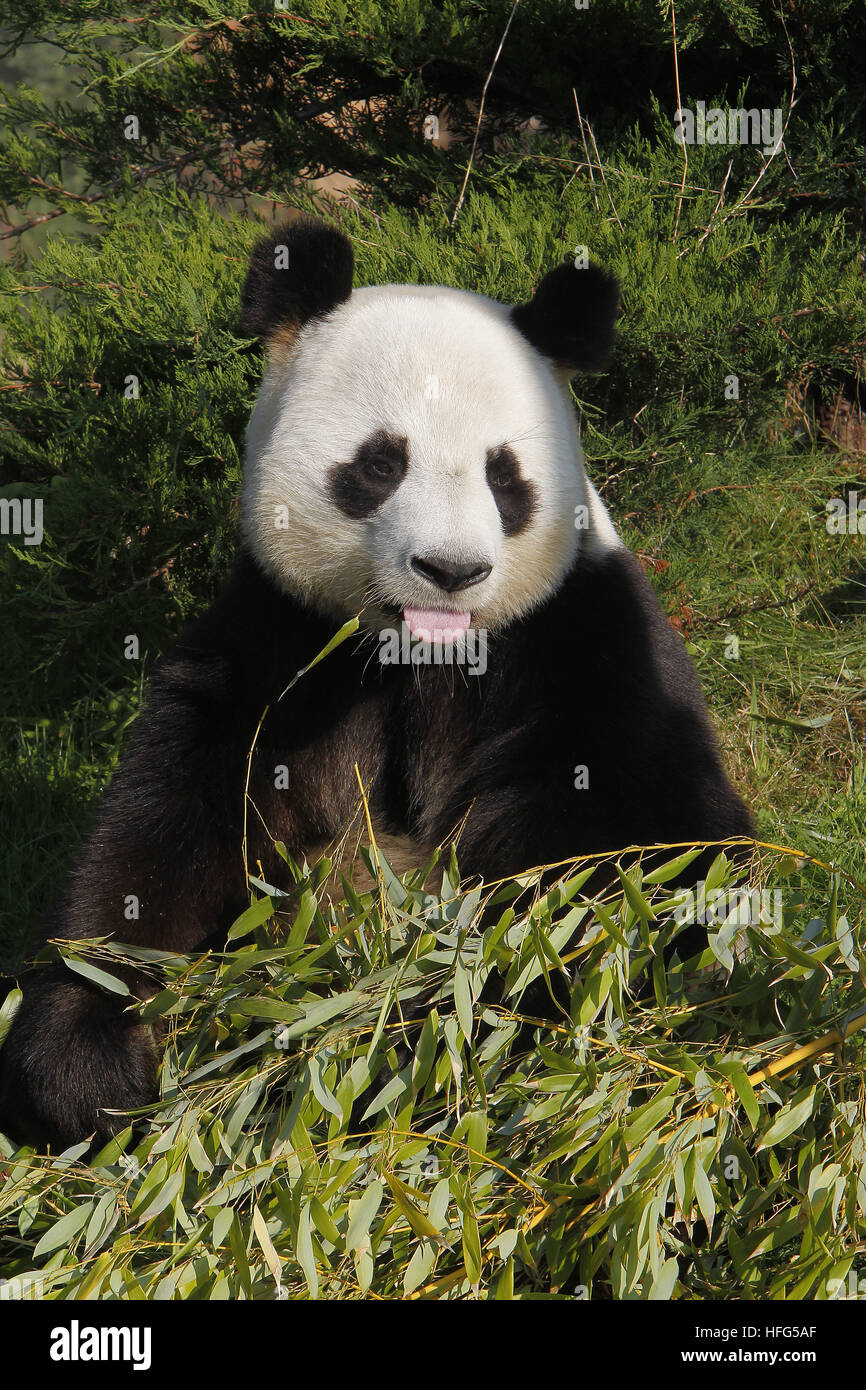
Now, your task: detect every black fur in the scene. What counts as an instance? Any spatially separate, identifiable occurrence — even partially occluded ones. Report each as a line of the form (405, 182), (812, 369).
(511, 261), (620, 374)
(328, 429), (409, 519)
(485, 444), (537, 536)
(239, 215), (355, 341)
(0, 545), (750, 1149)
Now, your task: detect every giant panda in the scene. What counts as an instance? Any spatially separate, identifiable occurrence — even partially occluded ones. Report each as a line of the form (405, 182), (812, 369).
(0, 216), (751, 1149)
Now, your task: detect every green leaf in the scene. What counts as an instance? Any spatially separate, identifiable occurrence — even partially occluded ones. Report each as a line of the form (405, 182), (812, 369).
(593, 901), (630, 949)
(0, 987), (22, 1046)
(345, 1180), (384, 1254)
(384, 1172), (441, 1241)
(404, 1240), (436, 1295)
(573, 967), (614, 1025)
(649, 1257), (679, 1300)
(462, 1210), (482, 1284)
(616, 867), (656, 922)
(253, 1203), (283, 1290)
(212, 1207), (234, 1249)
(495, 1257), (514, 1300)
(226, 894), (275, 941)
(278, 988), (361, 1041)
(84, 1193), (118, 1253)
(707, 931), (734, 973)
(693, 1161), (715, 1236)
(758, 1091), (816, 1150)
(61, 955), (130, 997)
(360, 1073), (405, 1120)
(133, 1169), (185, 1225)
(279, 616), (361, 698)
(717, 1059), (760, 1129)
(625, 1080), (679, 1146)
(310, 1197), (341, 1248)
(33, 1201), (94, 1258)
(642, 849), (705, 885)
(411, 1009), (439, 1090)
(454, 959), (473, 1042)
(752, 711), (833, 731)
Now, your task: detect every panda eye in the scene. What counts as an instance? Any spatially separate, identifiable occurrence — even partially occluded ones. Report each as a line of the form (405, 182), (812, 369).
(364, 455), (395, 479)
(486, 444), (537, 536)
(487, 446), (520, 492)
(330, 430), (408, 518)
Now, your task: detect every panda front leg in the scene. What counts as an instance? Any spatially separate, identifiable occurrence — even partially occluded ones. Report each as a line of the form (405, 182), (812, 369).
(0, 952), (163, 1153)
(0, 665), (273, 1150)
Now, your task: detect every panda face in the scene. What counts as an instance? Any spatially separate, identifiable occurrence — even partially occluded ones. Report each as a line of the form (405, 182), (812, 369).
(242, 282), (618, 638)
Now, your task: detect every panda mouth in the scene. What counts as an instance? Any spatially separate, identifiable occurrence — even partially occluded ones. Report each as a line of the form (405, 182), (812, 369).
(402, 606), (472, 643)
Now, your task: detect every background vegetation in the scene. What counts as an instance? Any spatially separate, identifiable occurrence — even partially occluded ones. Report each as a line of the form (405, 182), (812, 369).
(0, 0), (864, 1299)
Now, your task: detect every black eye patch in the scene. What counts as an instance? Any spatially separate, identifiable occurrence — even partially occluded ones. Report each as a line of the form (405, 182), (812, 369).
(486, 444), (537, 536)
(327, 429), (409, 519)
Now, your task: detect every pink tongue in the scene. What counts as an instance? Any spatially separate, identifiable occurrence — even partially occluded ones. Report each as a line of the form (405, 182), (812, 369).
(403, 606), (471, 642)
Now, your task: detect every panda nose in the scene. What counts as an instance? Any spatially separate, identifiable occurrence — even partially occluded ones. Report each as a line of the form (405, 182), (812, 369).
(410, 555), (492, 594)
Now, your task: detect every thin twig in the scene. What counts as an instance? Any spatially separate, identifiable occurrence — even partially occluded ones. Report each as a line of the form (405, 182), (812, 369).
(353, 762), (388, 923)
(450, 0), (521, 228)
(680, 156), (733, 258)
(733, 8), (798, 211)
(585, 114), (624, 232)
(572, 88), (599, 213)
(670, 0), (688, 240)
(242, 705), (270, 893)
(677, 8), (799, 256)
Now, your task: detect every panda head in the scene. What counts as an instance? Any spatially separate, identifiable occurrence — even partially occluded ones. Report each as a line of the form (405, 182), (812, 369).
(240, 216), (620, 639)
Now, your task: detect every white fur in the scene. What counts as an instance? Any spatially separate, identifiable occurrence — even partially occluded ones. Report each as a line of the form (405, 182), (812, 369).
(242, 283), (620, 633)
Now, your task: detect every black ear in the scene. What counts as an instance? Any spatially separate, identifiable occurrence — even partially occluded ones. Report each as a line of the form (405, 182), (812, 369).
(240, 215), (355, 343)
(511, 261), (620, 374)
